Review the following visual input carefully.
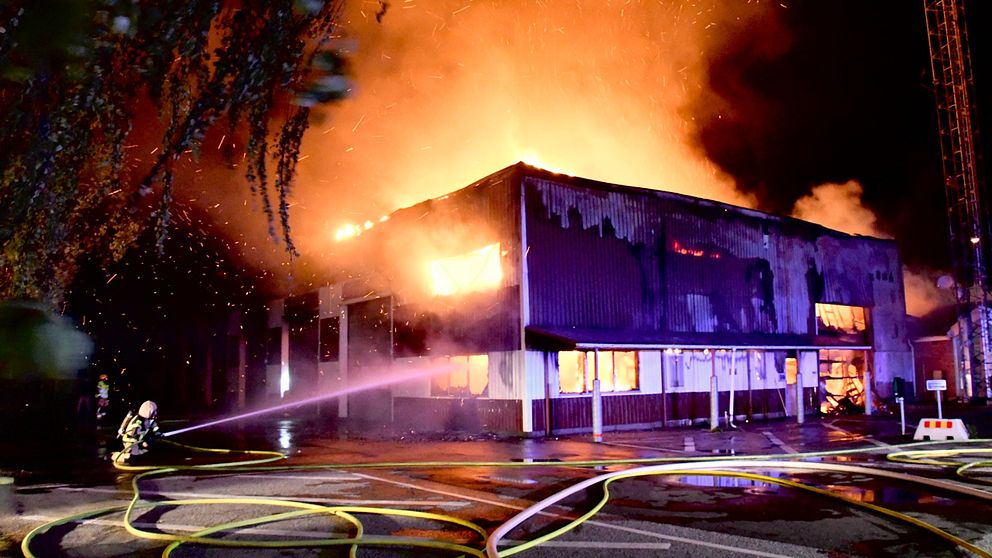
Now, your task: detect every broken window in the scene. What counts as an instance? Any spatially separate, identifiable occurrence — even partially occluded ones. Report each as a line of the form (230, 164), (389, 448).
(815, 303), (867, 336)
(430, 243), (502, 296)
(559, 351), (639, 394)
(431, 354), (489, 397)
(818, 349), (865, 414)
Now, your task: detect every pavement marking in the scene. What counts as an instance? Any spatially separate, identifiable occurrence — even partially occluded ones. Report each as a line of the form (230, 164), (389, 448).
(17, 472), (366, 493)
(14, 513), (815, 558)
(576, 520), (804, 558)
(16, 515), (361, 539)
(20, 475), (818, 558)
(501, 539), (672, 549)
(181, 472), (367, 482)
(822, 422), (893, 448)
(683, 436), (696, 453)
(603, 441), (687, 454)
(761, 431), (799, 454)
(16, 482), (75, 490)
(51, 486), (469, 508)
(355, 472), (813, 557)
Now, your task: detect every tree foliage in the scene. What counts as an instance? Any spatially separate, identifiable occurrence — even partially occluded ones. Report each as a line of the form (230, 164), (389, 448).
(0, 0), (347, 306)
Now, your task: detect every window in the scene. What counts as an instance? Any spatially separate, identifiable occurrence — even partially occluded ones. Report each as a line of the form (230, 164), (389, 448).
(431, 354), (489, 397)
(559, 351), (639, 394)
(319, 317), (340, 362)
(815, 303), (867, 335)
(664, 349), (685, 388)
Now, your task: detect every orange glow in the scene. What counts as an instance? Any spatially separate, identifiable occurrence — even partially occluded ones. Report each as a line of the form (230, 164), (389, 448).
(673, 240), (720, 258)
(815, 303), (867, 333)
(334, 223), (361, 241)
(520, 153), (573, 176)
(334, 215), (390, 242)
(175, 2), (779, 284)
(278, 1), (765, 273)
(430, 243), (502, 296)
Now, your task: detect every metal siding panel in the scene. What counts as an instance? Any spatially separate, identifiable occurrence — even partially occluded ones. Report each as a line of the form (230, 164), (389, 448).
(525, 179), (663, 331)
(663, 201), (782, 336)
(382, 167), (895, 352)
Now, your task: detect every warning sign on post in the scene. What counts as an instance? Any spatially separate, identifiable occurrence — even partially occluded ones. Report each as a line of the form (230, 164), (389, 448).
(926, 379), (947, 391)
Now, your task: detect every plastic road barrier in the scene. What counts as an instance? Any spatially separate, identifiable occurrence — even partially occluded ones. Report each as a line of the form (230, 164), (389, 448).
(914, 418), (970, 441)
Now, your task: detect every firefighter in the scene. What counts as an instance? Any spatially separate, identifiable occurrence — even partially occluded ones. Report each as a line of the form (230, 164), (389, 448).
(95, 374), (110, 420)
(112, 400), (160, 463)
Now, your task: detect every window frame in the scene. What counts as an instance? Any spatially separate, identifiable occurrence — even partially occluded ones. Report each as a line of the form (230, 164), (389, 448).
(430, 354), (490, 398)
(557, 350), (640, 395)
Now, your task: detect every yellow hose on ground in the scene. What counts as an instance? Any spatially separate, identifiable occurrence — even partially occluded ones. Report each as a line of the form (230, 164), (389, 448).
(21, 437), (992, 557)
(887, 446), (992, 485)
(495, 467), (992, 558)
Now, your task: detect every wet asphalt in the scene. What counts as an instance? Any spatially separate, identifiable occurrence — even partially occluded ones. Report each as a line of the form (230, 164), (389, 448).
(3, 403), (992, 557)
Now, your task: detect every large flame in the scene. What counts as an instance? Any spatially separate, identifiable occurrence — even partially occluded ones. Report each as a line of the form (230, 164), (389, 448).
(289, 1), (765, 258)
(430, 242), (502, 297)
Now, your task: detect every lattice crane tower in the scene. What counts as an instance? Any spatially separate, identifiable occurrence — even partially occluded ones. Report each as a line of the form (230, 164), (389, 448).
(924, 0), (992, 400)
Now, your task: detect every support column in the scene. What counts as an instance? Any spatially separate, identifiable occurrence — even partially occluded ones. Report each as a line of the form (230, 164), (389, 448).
(237, 337), (247, 410)
(204, 341), (213, 408)
(746, 351), (753, 422)
(338, 306), (348, 418)
(796, 362), (804, 425)
(729, 348), (737, 427)
(709, 350), (719, 431)
(592, 349), (603, 443)
(661, 350), (668, 427)
(864, 349), (873, 416)
(544, 353), (552, 437)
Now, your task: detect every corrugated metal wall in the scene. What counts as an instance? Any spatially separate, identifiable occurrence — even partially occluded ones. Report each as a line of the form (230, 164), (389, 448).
(524, 178), (664, 330)
(524, 174), (899, 346)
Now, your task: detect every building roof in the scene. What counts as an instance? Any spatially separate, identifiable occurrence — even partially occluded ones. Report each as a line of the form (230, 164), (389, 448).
(395, 162), (891, 243)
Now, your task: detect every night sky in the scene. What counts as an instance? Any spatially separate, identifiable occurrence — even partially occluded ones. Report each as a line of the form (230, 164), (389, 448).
(689, 0), (991, 272)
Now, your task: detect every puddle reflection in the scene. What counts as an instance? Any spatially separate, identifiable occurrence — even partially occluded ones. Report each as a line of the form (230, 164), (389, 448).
(676, 471), (783, 489)
(278, 419), (292, 450)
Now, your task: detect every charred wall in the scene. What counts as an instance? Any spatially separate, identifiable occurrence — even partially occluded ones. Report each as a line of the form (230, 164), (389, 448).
(523, 173), (902, 347)
(338, 166), (525, 357)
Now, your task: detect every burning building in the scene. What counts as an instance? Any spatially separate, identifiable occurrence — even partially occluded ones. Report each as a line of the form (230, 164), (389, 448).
(244, 163), (911, 435)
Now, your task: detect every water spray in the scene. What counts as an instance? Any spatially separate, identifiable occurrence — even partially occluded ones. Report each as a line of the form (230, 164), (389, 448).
(162, 364), (453, 438)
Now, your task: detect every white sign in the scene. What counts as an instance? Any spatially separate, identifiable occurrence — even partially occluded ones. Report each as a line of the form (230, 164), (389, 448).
(926, 379), (947, 391)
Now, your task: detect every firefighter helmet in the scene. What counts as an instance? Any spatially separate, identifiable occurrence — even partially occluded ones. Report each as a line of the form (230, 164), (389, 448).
(138, 400), (157, 419)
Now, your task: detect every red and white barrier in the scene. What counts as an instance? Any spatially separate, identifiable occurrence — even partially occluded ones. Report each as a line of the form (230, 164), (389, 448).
(913, 418), (970, 441)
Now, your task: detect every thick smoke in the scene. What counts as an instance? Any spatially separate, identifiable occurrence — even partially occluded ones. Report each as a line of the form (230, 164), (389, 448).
(790, 181), (953, 318)
(167, 1), (779, 290)
(174, 1), (957, 323)
(688, 2), (953, 271)
(287, 1), (769, 264)
(792, 181), (885, 239)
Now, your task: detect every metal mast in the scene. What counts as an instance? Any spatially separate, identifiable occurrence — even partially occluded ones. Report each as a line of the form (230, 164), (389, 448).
(924, 0), (992, 400)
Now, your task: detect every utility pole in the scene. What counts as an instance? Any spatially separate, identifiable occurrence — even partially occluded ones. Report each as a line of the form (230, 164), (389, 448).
(924, 0), (992, 401)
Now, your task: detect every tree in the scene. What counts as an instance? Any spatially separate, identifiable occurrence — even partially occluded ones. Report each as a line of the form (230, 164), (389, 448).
(0, 0), (348, 306)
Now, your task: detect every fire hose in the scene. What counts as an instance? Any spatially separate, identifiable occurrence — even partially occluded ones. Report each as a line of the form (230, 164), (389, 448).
(20, 437), (992, 558)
